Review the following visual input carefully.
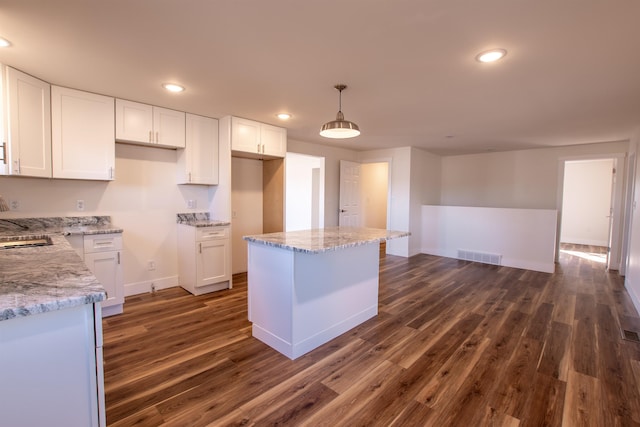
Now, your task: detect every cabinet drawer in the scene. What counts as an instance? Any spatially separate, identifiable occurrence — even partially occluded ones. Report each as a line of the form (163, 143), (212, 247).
(196, 227), (229, 241)
(83, 234), (123, 253)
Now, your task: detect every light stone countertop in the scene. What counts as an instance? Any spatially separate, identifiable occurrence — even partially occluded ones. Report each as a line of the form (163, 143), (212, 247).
(176, 212), (230, 228)
(243, 227), (410, 254)
(0, 217), (121, 321)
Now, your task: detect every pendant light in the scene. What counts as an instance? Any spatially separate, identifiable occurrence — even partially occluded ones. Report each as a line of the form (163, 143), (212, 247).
(320, 84), (360, 139)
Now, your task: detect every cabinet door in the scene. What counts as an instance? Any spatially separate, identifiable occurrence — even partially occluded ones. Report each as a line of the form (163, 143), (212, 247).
(153, 107), (185, 148)
(261, 123), (287, 158)
(52, 86), (115, 180)
(196, 239), (230, 287)
(231, 117), (260, 154)
(115, 99), (153, 144)
(2, 66), (51, 177)
(178, 114), (218, 185)
(84, 251), (123, 308)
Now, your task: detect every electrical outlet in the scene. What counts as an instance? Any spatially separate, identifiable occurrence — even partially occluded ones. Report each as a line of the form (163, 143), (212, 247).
(10, 200), (19, 210)
(232, 211), (237, 218)
(76, 200), (85, 211)
(148, 260), (156, 271)
(187, 199), (196, 209)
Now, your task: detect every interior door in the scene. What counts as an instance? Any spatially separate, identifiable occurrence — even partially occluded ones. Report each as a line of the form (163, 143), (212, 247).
(339, 160), (361, 227)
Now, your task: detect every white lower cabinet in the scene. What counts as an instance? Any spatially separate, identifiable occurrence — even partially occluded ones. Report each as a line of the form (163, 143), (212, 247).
(178, 224), (231, 295)
(0, 303), (105, 427)
(83, 234), (124, 316)
(67, 233), (124, 317)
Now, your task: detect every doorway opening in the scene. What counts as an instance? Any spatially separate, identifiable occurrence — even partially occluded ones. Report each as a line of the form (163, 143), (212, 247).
(559, 157), (621, 269)
(285, 153), (325, 232)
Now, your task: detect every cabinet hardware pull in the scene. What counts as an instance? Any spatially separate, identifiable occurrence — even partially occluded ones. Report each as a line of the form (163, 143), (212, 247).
(149, 130), (153, 143)
(156, 131), (159, 143)
(188, 172), (191, 182)
(257, 143), (260, 153)
(199, 243), (202, 253)
(117, 252), (120, 264)
(262, 144), (265, 154)
(0, 142), (6, 165)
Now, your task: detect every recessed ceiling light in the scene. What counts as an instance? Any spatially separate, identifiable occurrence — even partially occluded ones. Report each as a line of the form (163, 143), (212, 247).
(162, 83), (185, 93)
(476, 49), (507, 63)
(277, 113), (291, 120)
(0, 37), (12, 48)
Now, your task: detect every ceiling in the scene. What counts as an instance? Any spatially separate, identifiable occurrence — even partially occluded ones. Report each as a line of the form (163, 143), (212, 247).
(1, 0), (639, 156)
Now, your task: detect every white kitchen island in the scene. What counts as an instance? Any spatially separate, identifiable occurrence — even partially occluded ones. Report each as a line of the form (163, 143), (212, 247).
(244, 227), (409, 360)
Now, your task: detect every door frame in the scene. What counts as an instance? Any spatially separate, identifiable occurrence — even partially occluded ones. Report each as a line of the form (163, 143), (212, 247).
(556, 153), (628, 270)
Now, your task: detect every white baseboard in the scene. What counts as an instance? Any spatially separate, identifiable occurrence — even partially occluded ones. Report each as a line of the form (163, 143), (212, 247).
(124, 275), (178, 297)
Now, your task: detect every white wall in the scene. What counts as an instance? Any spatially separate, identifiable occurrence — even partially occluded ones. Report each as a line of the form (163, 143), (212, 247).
(0, 143), (216, 295)
(560, 159), (613, 246)
(410, 147), (442, 256)
(625, 129), (640, 313)
(231, 157), (263, 274)
(421, 205), (557, 273)
(285, 152), (325, 231)
(287, 139), (359, 227)
(441, 141), (629, 209)
(361, 162), (388, 229)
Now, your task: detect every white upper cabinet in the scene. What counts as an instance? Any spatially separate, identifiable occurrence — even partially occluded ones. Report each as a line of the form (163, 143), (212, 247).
(230, 116), (286, 159)
(261, 123), (287, 158)
(154, 107), (185, 148)
(115, 99), (185, 149)
(231, 117), (261, 154)
(51, 86), (115, 180)
(177, 113), (219, 185)
(1, 66), (52, 177)
(114, 99), (152, 143)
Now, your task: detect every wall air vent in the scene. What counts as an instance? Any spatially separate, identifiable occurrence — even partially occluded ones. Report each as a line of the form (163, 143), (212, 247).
(457, 249), (502, 266)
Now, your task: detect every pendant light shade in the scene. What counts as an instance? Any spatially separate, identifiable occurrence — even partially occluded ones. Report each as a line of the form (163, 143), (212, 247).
(320, 84), (360, 139)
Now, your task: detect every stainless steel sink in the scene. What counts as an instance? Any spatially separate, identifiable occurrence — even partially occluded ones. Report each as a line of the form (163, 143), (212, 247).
(0, 235), (52, 249)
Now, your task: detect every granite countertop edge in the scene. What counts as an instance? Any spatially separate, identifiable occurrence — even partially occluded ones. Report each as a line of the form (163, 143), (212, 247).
(0, 218), (122, 321)
(243, 227), (410, 254)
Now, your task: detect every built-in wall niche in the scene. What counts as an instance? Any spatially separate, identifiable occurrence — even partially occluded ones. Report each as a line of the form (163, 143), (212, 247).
(230, 157), (285, 274)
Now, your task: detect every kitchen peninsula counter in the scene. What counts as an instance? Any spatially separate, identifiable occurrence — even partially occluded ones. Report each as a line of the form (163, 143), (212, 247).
(0, 216), (117, 426)
(244, 226), (409, 359)
(244, 226), (409, 253)
(0, 216), (121, 320)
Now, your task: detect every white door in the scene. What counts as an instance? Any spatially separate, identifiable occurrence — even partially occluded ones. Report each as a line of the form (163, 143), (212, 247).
(339, 160), (361, 227)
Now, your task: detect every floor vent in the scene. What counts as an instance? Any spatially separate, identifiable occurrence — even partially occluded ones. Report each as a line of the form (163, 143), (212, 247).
(457, 249), (502, 266)
(622, 329), (640, 343)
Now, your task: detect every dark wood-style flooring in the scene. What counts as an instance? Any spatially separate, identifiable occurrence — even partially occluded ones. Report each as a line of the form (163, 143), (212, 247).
(103, 244), (640, 426)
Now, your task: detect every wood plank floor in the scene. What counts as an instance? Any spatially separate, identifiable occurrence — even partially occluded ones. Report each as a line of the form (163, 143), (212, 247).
(103, 244), (640, 426)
